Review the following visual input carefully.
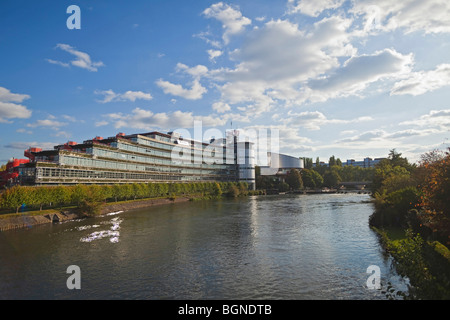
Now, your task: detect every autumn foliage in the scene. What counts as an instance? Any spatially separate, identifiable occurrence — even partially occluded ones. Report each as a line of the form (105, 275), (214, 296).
(417, 149), (450, 245)
(370, 148), (450, 247)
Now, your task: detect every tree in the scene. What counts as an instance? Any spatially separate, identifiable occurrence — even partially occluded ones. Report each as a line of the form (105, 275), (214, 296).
(34, 186), (53, 211)
(336, 158), (342, 167)
(418, 149), (450, 245)
(315, 157), (320, 167)
(304, 158), (313, 169)
(323, 169), (341, 188)
(286, 169), (303, 190)
(1, 186), (31, 213)
(301, 169), (316, 189)
(329, 156), (336, 166)
(51, 186), (70, 209)
(311, 169), (324, 188)
(70, 184), (88, 206)
(388, 149), (415, 171)
(212, 182), (222, 197)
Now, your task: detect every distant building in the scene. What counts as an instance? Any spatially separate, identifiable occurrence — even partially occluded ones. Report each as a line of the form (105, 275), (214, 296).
(260, 152), (304, 181)
(342, 157), (385, 168)
(312, 157), (386, 168)
(10, 130), (256, 190)
(0, 158), (30, 187)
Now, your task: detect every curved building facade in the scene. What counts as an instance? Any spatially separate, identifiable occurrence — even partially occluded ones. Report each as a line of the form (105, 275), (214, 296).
(260, 152), (304, 176)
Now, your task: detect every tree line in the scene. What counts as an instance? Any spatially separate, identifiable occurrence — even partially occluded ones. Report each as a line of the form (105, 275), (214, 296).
(368, 149), (450, 299)
(0, 181), (252, 215)
(256, 157), (375, 191)
(369, 148), (449, 246)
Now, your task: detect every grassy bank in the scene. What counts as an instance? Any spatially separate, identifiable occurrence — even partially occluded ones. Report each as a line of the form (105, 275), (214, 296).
(373, 226), (450, 299)
(0, 181), (253, 216)
(368, 149), (450, 299)
(0, 181), (263, 231)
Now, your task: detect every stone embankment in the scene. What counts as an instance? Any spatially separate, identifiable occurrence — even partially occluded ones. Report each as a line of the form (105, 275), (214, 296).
(0, 211), (81, 231)
(0, 197), (191, 232)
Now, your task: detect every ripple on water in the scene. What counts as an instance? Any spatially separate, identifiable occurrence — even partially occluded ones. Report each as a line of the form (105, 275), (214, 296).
(79, 217), (123, 243)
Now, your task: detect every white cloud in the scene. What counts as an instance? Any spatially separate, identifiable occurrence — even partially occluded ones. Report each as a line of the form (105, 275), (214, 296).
(156, 63), (208, 100)
(95, 89), (153, 103)
(306, 48), (413, 103)
(399, 109), (450, 129)
(208, 16), (371, 111)
(49, 44), (104, 72)
(46, 59), (70, 68)
(175, 63), (208, 79)
(0, 87), (32, 123)
(0, 87), (30, 103)
(4, 141), (59, 150)
(240, 124), (315, 158)
(391, 64), (450, 96)
(193, 31), (222, 49)
(207, 49), (223, 62)
(337, 127), (442, 144)
(287, 0), (345, 17)
(16, 128), (33, 134)
(156, 79), (207, 100)
(351, 0), (450, 34)
(27, 119), (67, 128)
(212, 101), (231, 113)
(106, 108), (228, 130)
(61, 115), (79, 122)
(105, 107), (251, 132)
(95, 120), (109, 127)
(285, 110), (373, 130)
(203, 2), (251, 44)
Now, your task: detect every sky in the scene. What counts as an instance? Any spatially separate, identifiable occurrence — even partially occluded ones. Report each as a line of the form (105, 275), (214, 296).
(1, 0), (450, 165)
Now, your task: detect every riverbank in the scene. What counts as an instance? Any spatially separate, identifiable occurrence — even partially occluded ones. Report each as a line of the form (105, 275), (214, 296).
(0, 190), (363, 231)
(372, 226), (450, 299)
(0, 196), (192, 232)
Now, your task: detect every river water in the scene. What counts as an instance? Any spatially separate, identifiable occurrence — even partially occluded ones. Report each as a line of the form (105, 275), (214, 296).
(0, 193), (410, 300)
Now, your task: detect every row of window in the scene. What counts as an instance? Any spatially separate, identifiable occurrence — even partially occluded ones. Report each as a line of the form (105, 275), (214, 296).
(59, 155), (235, 176)
(110, 140), (235, 165)
(89, 145), (234, 169)
(34, 167), (234, 182)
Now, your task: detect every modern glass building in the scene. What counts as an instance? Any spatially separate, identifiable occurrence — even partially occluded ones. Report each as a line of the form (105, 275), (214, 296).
(259, 152), (304, 177)
(18, 131), (256, 189)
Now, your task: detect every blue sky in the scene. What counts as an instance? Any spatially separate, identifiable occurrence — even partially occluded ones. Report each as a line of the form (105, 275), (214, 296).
(1, 0), (450, 165)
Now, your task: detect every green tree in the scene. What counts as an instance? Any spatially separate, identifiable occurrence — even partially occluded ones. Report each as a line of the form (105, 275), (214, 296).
(329, 155), (336, 166)
(388, 149), (414, 171)
(111, 184), (123, 202)
(311, 169), (324, 188)
(48, 186), (70, 209)
(1, 186), (31, 213)
(33, 186), (52, 211)
(70, 184), (88, 206)
(212, 182), (222, 197)
(304, 158), (313, 169)
(286, 169), (303, 190)
(301, 169), (316, 189)
(323, 169), (341, 188)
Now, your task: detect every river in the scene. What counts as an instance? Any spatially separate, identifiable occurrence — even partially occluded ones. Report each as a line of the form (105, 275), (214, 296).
(0, 193), (410, 300)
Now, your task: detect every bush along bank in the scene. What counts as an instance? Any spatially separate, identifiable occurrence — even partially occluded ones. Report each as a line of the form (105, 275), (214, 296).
(0, 181), (257, 218)
(369, 149), (450, 299)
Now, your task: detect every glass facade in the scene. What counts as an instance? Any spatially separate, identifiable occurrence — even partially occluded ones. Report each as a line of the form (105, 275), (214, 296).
(21, 132), (249, 186)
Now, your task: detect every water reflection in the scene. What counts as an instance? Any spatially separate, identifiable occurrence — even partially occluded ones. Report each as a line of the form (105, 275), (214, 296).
(0, 194), (409, 299)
